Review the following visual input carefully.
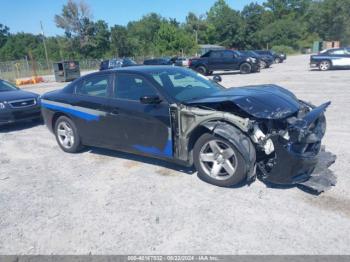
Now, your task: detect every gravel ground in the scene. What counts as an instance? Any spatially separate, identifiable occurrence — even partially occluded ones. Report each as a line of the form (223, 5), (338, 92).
(0, 55), (349, 255)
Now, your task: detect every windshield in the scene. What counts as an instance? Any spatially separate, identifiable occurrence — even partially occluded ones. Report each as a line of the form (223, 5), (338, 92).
(0, 80), (18, 92)
(148, 68), (223, 102)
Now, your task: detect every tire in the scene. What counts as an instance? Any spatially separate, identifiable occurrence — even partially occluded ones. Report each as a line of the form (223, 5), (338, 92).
(240, 63), (252, 74)
(274, 57), (281, 63)
(319, 60), (331, 71)
(260, 60), (267, 69)
(193, 133), (247, 187)
(54, 116), (83, 153)
(196, 65), (208, 75)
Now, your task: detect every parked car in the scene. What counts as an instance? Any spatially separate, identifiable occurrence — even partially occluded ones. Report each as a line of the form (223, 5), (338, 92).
(143, 57), (174, 65)
(173, 57), (190, 67)
(239, 50), (273, 68)
(189, 49), (260, 75)
(0, 79), (41, 125)
(40, 66), (331, 192)
(254, 50), (286, 63)
(99, 58), (137, 71)
(310, 48), (350, 71)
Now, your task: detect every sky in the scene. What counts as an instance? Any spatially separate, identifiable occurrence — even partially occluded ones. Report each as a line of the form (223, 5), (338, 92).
(0, 0), (264, 36)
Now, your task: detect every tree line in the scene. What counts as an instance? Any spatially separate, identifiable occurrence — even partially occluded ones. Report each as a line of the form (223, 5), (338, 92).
(0, 0), (349, 62)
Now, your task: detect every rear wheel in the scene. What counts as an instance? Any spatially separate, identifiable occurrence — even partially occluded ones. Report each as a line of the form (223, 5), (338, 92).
(240, 63), (252, 74)
(260, 60), (267, 68)
(196, 66), (208, 75)
(54, 116), (83, 153)
(274, 57), (281, 63)
(319, 60), (331, 71)
(193, 133), (246, 187)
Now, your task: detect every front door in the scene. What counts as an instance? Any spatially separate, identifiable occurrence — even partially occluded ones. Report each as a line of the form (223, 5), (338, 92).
(108, 73), (173, 158)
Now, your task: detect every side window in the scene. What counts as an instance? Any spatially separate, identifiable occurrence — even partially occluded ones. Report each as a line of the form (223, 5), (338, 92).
(115, 74), (158, 101)
(76, 74), (109, 97)
(330, 49), (345, 55)
(210, 51), (222, 58)
(223, 51), (233, 59)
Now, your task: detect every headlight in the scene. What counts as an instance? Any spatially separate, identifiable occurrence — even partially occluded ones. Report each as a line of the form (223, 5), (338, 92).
(0, 102), (6, 110)
(247, 57), (256, 63)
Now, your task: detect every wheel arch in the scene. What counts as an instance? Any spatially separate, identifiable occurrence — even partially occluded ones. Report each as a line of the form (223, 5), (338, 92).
(190, 120), (256, 180)
(52, 112), (72, 132)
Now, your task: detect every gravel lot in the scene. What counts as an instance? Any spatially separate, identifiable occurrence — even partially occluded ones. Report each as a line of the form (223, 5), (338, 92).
(0, 55), (349, 255)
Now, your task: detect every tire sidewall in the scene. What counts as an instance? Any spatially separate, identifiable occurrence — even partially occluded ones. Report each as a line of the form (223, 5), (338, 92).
(240, 63), (252, 74)
(196, 66), (208, 75)
(193, 133), (247, 187)
(54, 116), (82, 153)
(275, 57), (281, 63)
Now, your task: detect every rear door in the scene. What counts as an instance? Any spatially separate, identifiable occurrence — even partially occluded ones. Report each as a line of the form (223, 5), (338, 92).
(70, 73), (115, 145)
(208, 51), (223, 70)
(107, 73), (173, 158)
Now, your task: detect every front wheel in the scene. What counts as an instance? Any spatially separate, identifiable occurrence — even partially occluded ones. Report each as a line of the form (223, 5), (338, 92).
(260, 60), (267, 68)
(240, 63), (252, 74)
(196, 66), (208, 75)
(319, 60), (331, 71)
(193, 133), (246, 187)
(274, 57), (281, 63)
(54, 116), (83, 153)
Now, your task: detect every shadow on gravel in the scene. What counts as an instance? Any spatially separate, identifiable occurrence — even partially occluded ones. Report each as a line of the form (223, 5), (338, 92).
(87, 146), (336, 193)
(0, 119), (43, 133)
(212, 71), (241, 76)
(88, 147), (195, 175)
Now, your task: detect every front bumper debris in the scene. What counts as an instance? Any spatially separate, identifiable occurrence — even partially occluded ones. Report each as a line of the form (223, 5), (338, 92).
(258, 101), (336, 192)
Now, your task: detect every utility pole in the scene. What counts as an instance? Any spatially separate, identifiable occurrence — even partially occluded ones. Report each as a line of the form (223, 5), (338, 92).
(40, 21), (50, 71)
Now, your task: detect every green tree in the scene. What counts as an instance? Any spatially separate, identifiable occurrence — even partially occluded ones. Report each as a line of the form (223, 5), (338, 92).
(0, 24), (10, 49)
(184, 12), (208, 44)
(154, 22), (197, 55)
(110, 25), (134, 57)
(206, 0), (245, 48)
(307, 0), (350, 46)
(241, 2), (268, 49)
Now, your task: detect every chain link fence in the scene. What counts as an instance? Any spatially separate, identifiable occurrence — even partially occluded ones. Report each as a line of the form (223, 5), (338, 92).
(0, 59), (101, 82)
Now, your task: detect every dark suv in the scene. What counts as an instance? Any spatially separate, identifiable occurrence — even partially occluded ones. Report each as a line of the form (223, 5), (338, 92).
(254, 50), (286, 63)
(189, 50), (260, 75)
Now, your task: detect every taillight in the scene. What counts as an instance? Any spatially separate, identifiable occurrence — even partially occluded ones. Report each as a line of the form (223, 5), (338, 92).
(188, 59), (192, 67)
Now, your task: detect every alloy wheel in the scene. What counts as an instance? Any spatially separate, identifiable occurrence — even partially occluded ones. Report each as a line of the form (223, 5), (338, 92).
(199, 139), (237, 180)
(57, 121), (75, 149)
(319, 61), (330, 71)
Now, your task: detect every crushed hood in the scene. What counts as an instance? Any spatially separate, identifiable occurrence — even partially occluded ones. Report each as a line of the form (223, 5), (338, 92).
(186, 84), (301, 119)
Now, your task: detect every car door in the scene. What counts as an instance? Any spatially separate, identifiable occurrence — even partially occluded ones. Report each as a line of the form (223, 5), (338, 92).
(108, 72), (173, 158)
(329, 49), (350, 67)
(208, 51), (223, 70)
(71, 73), (115, 146)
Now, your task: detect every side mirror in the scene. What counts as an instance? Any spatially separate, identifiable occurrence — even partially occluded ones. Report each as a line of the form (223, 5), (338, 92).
(140, 95), (162, 104)
(213, 75), (222, 83)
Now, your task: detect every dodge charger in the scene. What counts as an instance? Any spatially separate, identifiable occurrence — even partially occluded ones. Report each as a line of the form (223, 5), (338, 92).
(41, 66), (332, 191)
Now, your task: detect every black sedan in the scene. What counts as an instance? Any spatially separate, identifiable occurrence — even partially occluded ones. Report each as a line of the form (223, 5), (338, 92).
(0, 79), (41, 126)
(40, 66), (332, 191)
(99, 58), (137, 71)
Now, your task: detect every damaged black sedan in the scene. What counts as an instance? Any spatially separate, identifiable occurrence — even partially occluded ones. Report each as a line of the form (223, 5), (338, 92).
(40, 66), (331, 190)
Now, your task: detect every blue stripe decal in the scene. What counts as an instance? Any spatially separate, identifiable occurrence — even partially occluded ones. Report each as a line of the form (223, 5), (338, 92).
(42, 102), (99, 121)
(133, 139), (173, 158)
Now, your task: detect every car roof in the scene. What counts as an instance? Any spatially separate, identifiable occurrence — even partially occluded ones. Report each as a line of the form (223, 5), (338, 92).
(87, 66), (187, 77)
